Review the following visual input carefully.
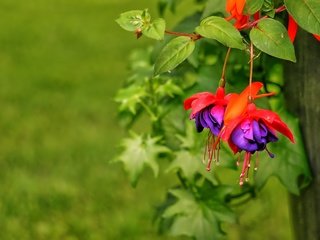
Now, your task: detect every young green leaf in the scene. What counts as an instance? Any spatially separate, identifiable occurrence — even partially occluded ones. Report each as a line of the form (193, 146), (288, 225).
(155, 79), (183, 98)
(244, 0), (264, 15)
(142, 18), (166, 40)
(114, 85), (147, 114)
(154, 36), (195, 76)
(195, 16), (245, 50)
(116, 133), (170, 187)
(250, 19), (296, 62)
(285, 0), (320, 35)
(167, 150), (218, 185)
(116, 10), (144, 31)
(255, 112), (312, 195)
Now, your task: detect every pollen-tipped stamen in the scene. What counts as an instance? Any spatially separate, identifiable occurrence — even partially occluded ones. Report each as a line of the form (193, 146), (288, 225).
(239, 152), (251, 186)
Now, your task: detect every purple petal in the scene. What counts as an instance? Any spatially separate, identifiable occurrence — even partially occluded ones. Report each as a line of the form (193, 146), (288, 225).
(195, 113), (204, 132)
(210, 105), (224, 127)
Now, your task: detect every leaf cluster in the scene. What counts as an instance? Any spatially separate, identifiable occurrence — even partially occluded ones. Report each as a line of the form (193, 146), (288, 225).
(115, 0), (315, 239)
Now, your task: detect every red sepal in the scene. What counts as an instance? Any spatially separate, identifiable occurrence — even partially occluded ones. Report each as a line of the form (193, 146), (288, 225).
(288, 15), (298, 43)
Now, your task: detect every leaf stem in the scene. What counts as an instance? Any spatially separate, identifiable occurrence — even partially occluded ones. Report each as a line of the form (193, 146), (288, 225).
(220, 48), (232, 87)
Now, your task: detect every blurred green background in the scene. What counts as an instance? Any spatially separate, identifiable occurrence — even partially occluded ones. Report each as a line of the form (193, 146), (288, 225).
(0, 0), (293, 239)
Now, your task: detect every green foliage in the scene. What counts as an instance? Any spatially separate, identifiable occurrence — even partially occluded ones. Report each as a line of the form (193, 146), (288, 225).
(285, 0), (320, 35)
(244, 0), (264, 15)
(116, 9), (166, 40)
(115, 0), (315, 239)
(116, 10), (146, 31)
(195, 16), (245, 50)
(115, 85), (147, 114)
(117, 133), (169, 187)
(143, 18), (166, 40)
(250, 19), (296, 62)
(154, 36), (195, 76)
(163, 188), (235, 239)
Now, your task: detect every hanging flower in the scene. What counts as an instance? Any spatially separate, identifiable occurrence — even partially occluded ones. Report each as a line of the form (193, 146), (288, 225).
(219, 82), (294, 185)
(184, 87), (229, 136)
(184, 87), (231, 170)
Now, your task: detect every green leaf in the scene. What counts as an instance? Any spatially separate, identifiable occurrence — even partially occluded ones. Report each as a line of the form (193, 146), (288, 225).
(116, 133), (170, 187)
(255, 112), (312, 195)
(195, 16), (245, 50)
(142, 18), (166, 40)
(244, 0), (264, 15)
(163, 189), (235, 239)
(155, 79), (183, 98)
(116, 10), (144, 31)
(167, 150), (218, 185)
(154, 36), (195, 76)
(250, 19), (296, 62)
(114, 85), (147, 114)
(285, 0), (320, 35)
(261, 0), (275, 17)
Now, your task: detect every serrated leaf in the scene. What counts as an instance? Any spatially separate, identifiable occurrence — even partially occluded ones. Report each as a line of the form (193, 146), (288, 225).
(285, 0), (320, 35)
(142, 18), (166, 40)
(154, 36), (195, 76)
(155, 79), (183, 98)
(116, 133), (170, 187)
(255, 112), (312, 195)
(195, 16), (245, 50)
(250, 19), (296, 62)
(244, 0), (264, 15)
(116, 10), (144, 31)
(163, 189), (235, 239)
(114, 85), (147, 114)
(167, 150), (218, 185)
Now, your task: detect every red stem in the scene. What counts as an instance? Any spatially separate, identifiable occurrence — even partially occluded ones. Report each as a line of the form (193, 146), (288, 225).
(239, 5), (287, 30)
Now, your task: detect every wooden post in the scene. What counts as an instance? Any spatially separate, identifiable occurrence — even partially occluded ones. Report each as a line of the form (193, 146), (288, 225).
(284, 30), (320, 240)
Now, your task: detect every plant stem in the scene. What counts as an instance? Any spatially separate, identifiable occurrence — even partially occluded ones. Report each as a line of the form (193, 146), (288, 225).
(220, 48), (232, 87)
(249, 42), (254, 101)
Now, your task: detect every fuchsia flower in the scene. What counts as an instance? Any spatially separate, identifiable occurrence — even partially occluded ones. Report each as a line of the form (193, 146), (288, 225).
(184, 87), (229, 136)
(184, 82), (295, 185)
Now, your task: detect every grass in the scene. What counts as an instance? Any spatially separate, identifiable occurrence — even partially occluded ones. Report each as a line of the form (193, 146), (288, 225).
(0, 0), (293, 239)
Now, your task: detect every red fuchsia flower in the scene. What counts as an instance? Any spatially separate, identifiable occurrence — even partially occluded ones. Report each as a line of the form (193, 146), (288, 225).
(288, 15), (320, 42)
(184, 87), (230, 169)
(219, 82), (295, 185)
(184, 87), (229, 136)
(226, 0), (249, 29)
